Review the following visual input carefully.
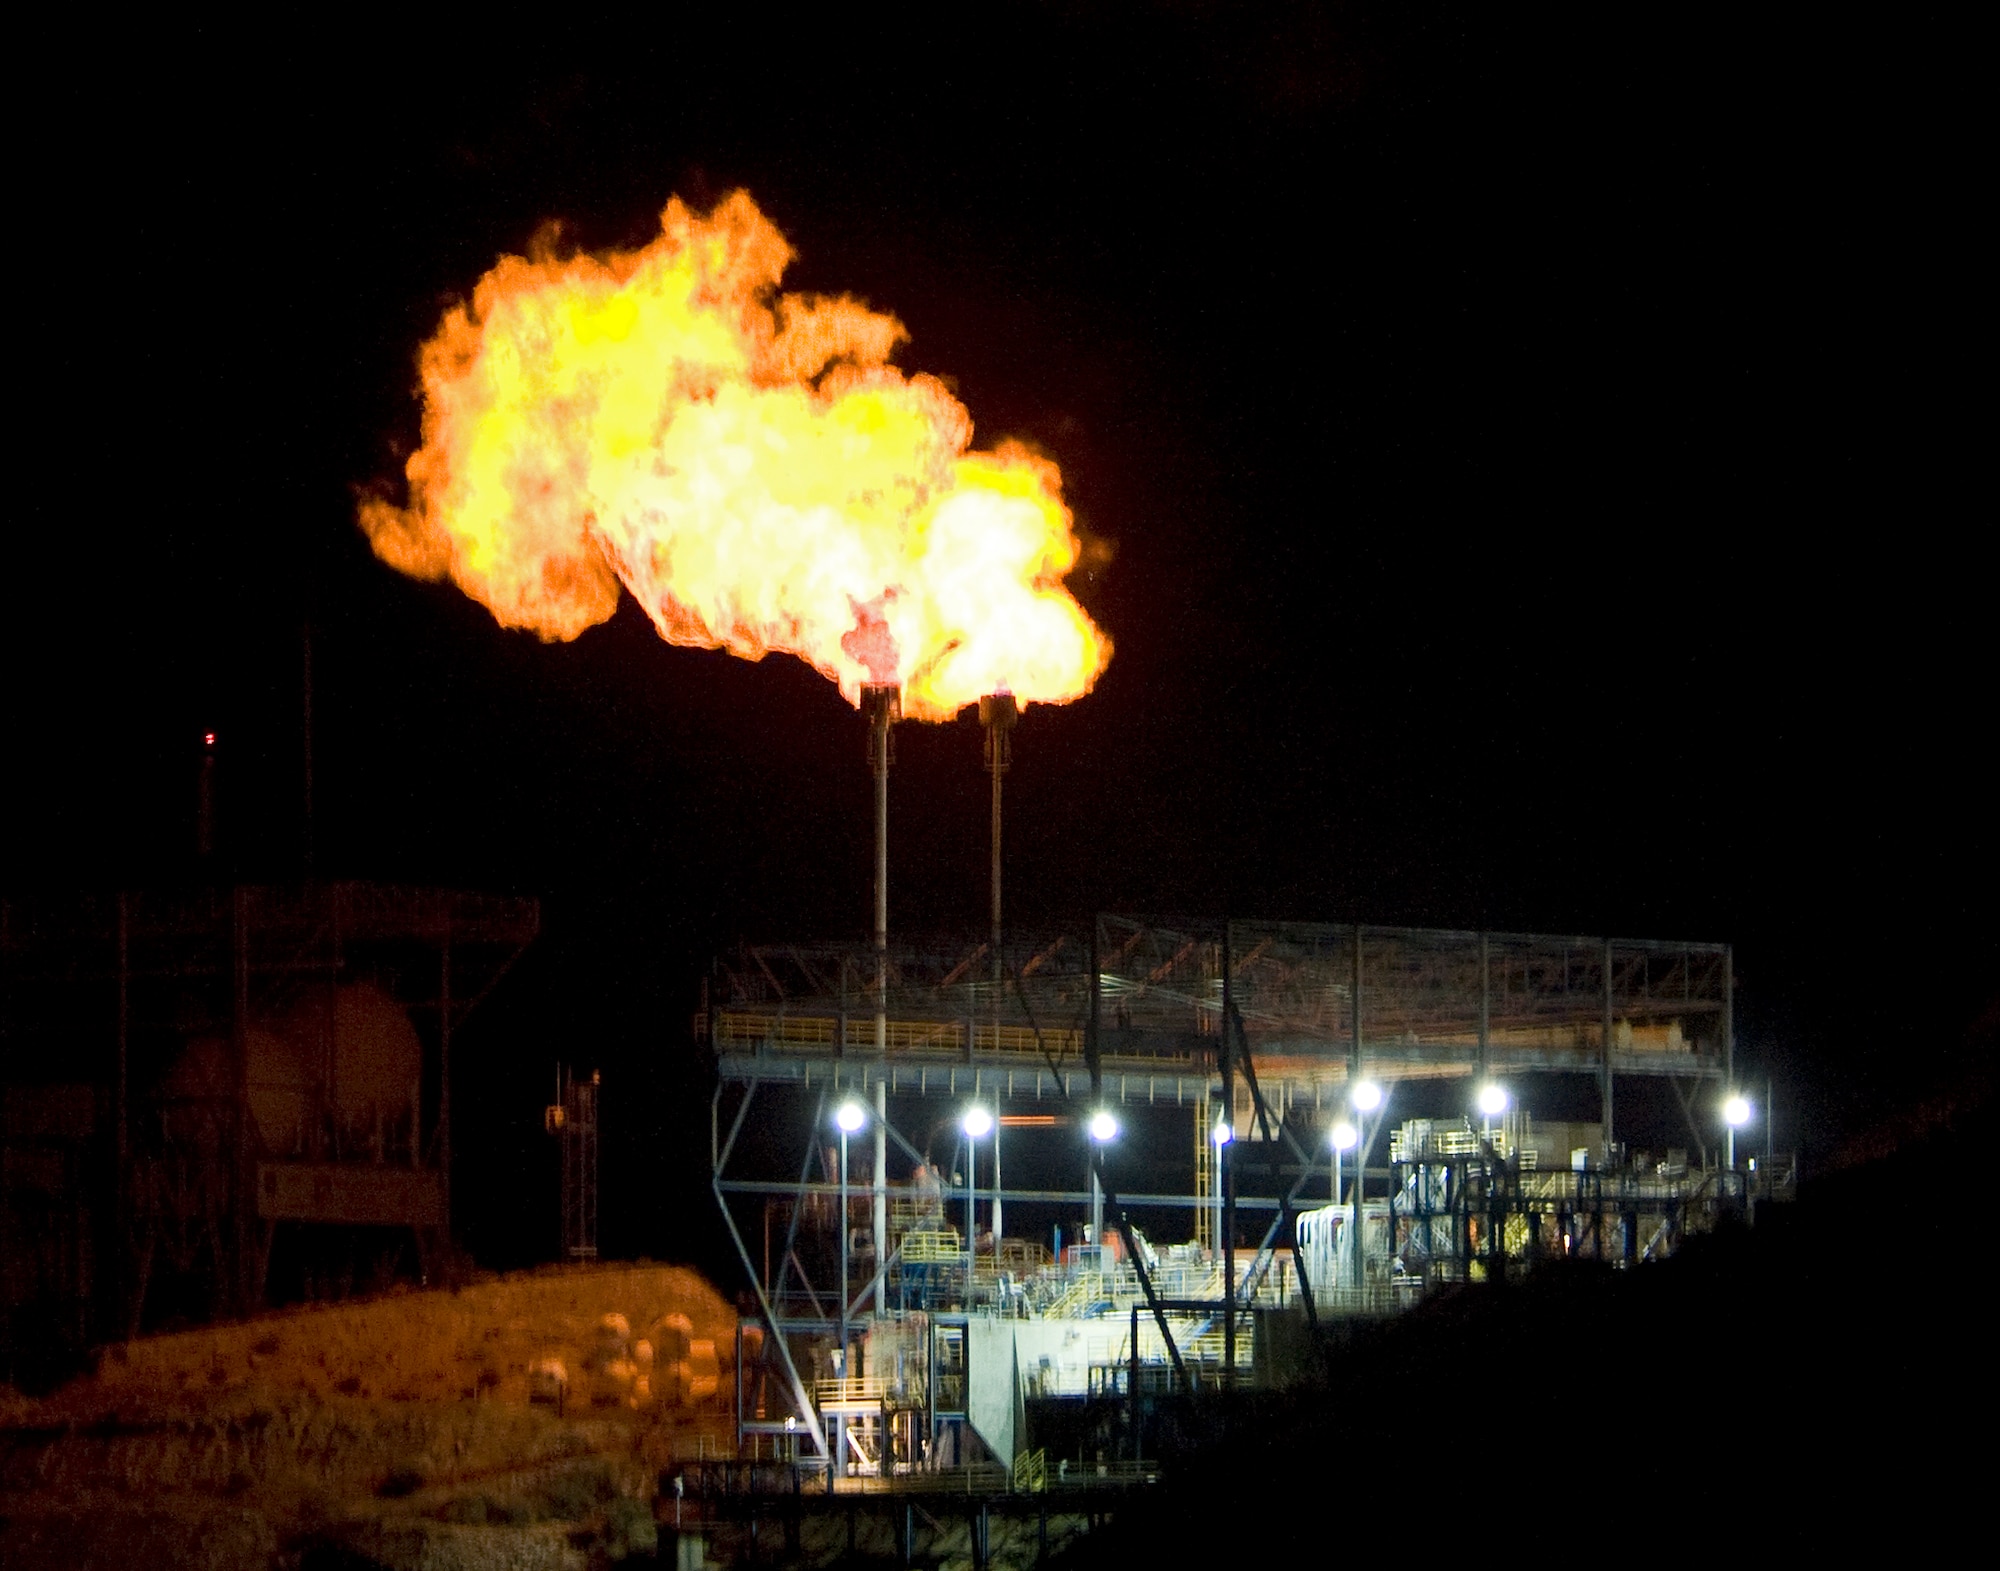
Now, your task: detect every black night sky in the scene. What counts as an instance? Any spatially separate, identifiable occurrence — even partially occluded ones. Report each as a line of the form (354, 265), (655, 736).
(8, 8), (1989, 1274)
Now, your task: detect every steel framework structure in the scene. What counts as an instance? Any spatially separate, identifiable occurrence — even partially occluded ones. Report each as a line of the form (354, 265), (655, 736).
(555, 1066), (600, 1263)
(0, 882), (539, 1340)
(709, 916), (1730, 1093)
(703, 915), (1739, 1462)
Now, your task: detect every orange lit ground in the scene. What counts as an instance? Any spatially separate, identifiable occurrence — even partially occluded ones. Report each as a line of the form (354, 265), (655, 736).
(0, 1263), (736, 1570)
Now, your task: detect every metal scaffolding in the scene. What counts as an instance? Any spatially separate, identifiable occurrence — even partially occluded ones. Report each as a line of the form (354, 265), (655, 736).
(0, 882), (538, 1343)
(549, 1066), (600, 1262)
(701, 914), (1751, 1468)
(706, 916), (1730, 1101)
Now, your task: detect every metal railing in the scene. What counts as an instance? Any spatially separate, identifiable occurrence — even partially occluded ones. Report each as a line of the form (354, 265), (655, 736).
(900, 1229), (965, 1263)
(675, 1457), (1160, 1502)
(814, 1376), (888, 1407)
(714, 1011), (1085, 1057)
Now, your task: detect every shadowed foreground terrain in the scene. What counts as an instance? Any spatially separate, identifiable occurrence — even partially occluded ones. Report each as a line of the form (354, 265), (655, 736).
(0, 1263), (735, 1569)
(6, 1072), (1993, 1567)
(1047, 1072), (1996, 1562)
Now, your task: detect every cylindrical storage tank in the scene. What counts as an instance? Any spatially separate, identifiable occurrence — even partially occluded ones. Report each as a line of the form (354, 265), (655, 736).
(245, 1028), (312, 1155)
(283, 982), (423, 1161)
(162, 1028), (310, 1156)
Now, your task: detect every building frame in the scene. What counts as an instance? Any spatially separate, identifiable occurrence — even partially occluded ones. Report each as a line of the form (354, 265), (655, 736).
(703, 914), (1754, 1467)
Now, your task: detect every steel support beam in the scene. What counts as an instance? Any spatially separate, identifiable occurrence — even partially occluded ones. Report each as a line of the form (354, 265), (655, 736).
(1228, 1006), (1318, 1328)
(710, 1083), (828, 1460)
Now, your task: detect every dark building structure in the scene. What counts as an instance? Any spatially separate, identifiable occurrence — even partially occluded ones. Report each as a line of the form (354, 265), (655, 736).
(0, 882), (537, 1377)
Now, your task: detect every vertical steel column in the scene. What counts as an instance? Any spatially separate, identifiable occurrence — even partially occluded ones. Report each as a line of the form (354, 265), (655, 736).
(301, 621), (315, 878)
(1087, 919), (1103, 1092)
(1128, 1304), (1141, 1443)
(439, 925), (452, 1212)
(964, 1133), (976, 1300)
(980, 696), (1015, 976)
(711, 1096), (827, 1460)
(865, 687), (898, 1311)
(990, 746), (1002, 967)
(1478, 932), (1490, 1084)
(230, 886), (253, 1312)
(557, 1066), (602, 1260)
(116, 891), (131, 1336)
(326, 899), (343, 1161)
(1723, 944), (1735, 1093)
(981, 696), (1014, 1246)
(1220, 921), (1235, 1378)
(992, 1114), (1003, 1247)
(1350, 924), (1364, 1295)
(873, 1078), (887, 1314)
(1723, 944), (1738, 1174)
(1601, 937), (1615, 1154)
(869, 691), (894, 1058)
(1195, 1097), (1215, 1253)
(838, 1122), (850, 1374)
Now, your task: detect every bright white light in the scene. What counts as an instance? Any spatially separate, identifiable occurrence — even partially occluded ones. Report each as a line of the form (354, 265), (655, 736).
(1088, 1110), (1119, 1143)
(961, 1105), (994, 1139)
(1211, 1118), (1233, 1147)
(1476, 1084), (1508, 1118)
(1723, 1094), (1752, 1128)
(834, 1099), (867, 1134)
(1329, 1120), (1357, 1152)
(1351, 1080), (1383, 1113)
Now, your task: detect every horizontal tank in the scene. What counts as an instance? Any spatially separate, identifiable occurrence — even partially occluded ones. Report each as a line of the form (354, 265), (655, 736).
(160, 981), (423, 1161)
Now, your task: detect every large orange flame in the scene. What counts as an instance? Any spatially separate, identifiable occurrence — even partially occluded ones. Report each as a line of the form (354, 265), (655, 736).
(360, 191), (1111, 721)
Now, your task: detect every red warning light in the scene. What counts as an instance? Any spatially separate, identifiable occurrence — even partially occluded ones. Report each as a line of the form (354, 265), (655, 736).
(203, 732), (216, 747)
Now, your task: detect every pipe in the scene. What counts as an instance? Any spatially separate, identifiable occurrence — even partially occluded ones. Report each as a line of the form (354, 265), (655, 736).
(992, 1109), (1003, 1248)
(838, 1123), (850, 1367)
(864, 685), (899, 1048)
(1351, 925), (1363, 1296)
(863, 685), (899, 1309)
(1221, 921), (1235, 1378)
(979, 695), (1015, 1246)
(873, 1079), (887, 1315)
(1603, 936), (1617, 1157)
(978, 694), (1016, 980)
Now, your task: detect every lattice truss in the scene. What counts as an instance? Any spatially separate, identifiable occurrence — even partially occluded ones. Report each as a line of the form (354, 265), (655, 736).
(707, 916), (1730, 1090)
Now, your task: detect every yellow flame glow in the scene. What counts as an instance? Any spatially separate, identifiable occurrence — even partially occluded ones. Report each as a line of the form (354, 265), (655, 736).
(360, 191), (1110, 720)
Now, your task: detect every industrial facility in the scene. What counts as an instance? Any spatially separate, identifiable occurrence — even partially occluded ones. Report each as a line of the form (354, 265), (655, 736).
(704, 914), (1791, 1481)
(0, 709), (1794, 1564)
(0, 882), (538, 1367)
(684, 696), (1792, 1498)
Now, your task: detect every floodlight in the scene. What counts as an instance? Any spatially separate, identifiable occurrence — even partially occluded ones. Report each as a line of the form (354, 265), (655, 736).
(961, 1105), (994, 1139)
(1329, 1120), (1358, 1152)
(1211, 1118), (1233, 1147)
(1088, 1109), (1119, 1143)
(1476, 1084), (1508, 1118)
(835, 1099), (867, 1134)
(1351, 1080), (1383, 1113)
(1723, 1094), (1752, 1128)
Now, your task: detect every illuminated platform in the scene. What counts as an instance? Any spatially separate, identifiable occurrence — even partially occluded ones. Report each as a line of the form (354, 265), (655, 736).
(701, 915), (1759, 1472)
(706, 915), (1733, 1101)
